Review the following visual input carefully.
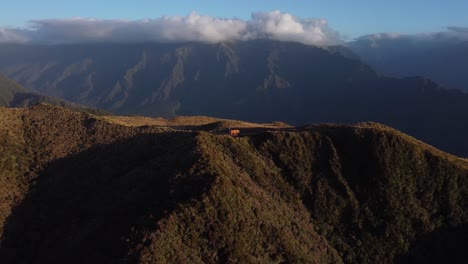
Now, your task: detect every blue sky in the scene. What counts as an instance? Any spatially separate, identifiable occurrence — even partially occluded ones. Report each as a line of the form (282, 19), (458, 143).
(2, 0), (468, 38)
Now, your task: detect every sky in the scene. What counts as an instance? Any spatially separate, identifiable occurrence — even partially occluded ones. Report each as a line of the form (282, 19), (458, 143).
(1, 0), (467, 45)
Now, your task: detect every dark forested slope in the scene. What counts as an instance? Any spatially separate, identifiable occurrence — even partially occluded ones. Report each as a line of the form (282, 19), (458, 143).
(0, 104), (466, 263)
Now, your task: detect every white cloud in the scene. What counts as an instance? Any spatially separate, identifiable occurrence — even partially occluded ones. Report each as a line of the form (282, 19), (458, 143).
(0, 11), (341, 46)
(355, 27), (468, 43)
(0, 27), (30, 43)
(431, 27), (468, 41)
(245, 11), (340, 46)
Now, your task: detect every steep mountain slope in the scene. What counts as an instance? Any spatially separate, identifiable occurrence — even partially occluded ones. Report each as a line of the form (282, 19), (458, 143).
(349, 38), (468, 91)
(1, 41), (468, 157)
(0, 104), (466, 263)
(0, 41), (378, 117)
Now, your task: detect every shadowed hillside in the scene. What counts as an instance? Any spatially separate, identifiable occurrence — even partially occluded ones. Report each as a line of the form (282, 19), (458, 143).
(0, 104), (466, 263)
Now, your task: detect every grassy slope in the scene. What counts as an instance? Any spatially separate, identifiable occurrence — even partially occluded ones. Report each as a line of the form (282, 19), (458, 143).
(0, 104), (466, 263)
(0, 107), (31, 236)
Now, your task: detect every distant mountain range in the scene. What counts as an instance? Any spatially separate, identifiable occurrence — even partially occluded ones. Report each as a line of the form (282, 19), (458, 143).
(349, 37), (468, 91)
(0, 104), (466, 263)
(1, 40), (468, 156)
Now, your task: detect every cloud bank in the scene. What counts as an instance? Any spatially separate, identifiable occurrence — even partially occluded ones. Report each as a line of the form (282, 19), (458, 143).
(0, 11), (341, 46)
(355, 27), (468, 46)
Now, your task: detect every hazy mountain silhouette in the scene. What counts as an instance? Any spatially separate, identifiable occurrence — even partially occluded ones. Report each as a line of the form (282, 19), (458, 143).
(349, 37), (468, 91)
(0, 104), (466, 263)
(0, 74), (109, 114)
(0, 74), (25, 106)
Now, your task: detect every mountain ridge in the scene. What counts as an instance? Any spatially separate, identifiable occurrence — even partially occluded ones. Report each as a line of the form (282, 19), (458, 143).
(0, 104), (466, 263)
(1, 40), (468, 157)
